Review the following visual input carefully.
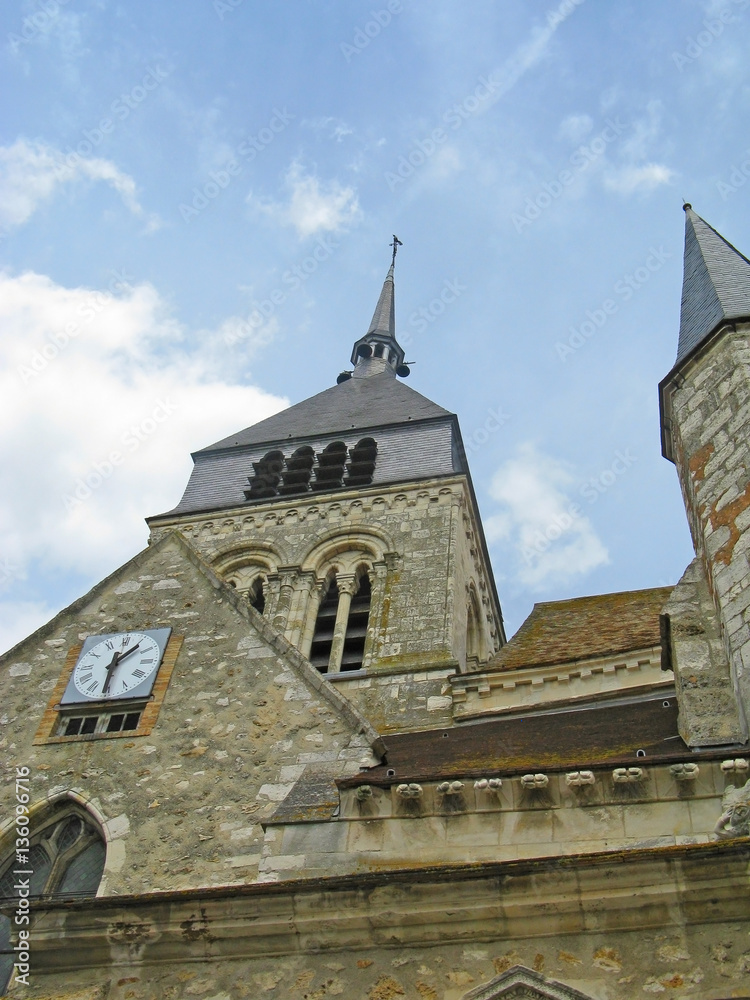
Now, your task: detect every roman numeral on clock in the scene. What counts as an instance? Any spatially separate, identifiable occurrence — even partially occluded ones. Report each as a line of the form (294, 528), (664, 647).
(86, 682), (98, 694)
(132, 668), (146, 679)
(79, 673), (92, 684)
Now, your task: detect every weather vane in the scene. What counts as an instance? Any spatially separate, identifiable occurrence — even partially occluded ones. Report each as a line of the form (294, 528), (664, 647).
(390, 234), (403, 266)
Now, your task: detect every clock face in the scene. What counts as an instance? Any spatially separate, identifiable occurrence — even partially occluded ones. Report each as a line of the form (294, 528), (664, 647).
(61, 628), (172, 705)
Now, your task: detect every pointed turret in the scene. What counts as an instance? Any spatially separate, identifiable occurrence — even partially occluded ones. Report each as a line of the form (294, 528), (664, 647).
(348, 238), (408, 379)
(659, 206), (750, 742)
(677, 204), (750, 363)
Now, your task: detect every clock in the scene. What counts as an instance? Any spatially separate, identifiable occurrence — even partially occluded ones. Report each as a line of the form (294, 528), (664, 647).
(60, 628), (172, 705)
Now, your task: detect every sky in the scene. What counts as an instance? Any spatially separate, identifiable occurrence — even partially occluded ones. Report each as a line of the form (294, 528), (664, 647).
(2, 0), (750, 654)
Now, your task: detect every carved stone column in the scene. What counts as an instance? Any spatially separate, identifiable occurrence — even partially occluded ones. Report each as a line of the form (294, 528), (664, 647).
(285, 570), (317, 648)
(299, 578), (327, 661)
(361, 562), (386, 671)
(327, 574), (357, 674)
(272, 568), (298, 633)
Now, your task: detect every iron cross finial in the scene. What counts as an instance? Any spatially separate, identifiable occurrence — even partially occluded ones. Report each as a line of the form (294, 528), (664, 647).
(390, 234), (403, 266)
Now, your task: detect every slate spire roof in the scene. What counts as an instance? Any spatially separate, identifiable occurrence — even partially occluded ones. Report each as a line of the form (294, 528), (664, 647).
(366, 262), (396, 339)
(200, 259), (445, 453)
(677, 205), (750, 364)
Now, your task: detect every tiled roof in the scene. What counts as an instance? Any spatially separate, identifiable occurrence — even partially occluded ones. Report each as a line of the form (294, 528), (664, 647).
(345, 696), (698, 785)
(677, 207), (750, 364)
(487, 587), (673, 672)
(199, 372), (451, 452)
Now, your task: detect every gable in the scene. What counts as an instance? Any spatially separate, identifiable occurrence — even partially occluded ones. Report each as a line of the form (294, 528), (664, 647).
(0, 532), (381, 895)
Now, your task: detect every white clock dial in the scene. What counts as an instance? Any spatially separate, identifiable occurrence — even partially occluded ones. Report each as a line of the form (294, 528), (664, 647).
(72, 632), (161, 700)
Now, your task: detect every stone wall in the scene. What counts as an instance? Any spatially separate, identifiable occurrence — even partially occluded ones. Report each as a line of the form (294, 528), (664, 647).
(0, 534), (375, 897)
(149, 477), (501, 693)
(9, 843), (750, 999)
(667, 321), (750, 739)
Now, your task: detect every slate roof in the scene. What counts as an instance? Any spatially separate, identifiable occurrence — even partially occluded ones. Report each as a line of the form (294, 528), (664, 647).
(677, 206), (750, 364)
(344, 696), (699, 785)
(486, 587), (672, 672)
(199, 371), (452, 453)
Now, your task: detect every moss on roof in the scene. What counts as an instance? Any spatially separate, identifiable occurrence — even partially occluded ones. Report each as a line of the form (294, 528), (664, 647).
(489, 587), (673, 672)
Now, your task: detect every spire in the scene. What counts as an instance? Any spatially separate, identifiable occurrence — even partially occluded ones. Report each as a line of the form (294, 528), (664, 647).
(346, 236), (409, 380)
(677, 204), (750, 363)
(365, 262), (396, 340)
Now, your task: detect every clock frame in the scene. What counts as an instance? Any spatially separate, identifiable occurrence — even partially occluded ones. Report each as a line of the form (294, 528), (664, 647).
(60, 628), (172, 706)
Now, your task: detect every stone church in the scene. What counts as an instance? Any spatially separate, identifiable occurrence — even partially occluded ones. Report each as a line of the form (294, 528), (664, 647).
(1, 206), (750, 999)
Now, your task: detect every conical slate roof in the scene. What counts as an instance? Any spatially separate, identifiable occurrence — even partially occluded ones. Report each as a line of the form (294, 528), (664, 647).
(677, 206), (750, 363)
(199, 372), (451, 453)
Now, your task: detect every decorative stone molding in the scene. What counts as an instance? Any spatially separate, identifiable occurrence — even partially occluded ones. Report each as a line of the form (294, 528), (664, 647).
(462, 965), (595, 1000)
(520, 773), (548, 789)
(437, 780), (464, 795)
(613, 767), (643, 783)
(474, 778), (502, 792)
(714, 778), (750, 839)
(721, 758), (748, 774)
(565, 770), (595, 787)
(670, 762), (699, 781)
(396, 783), (423, 799)
(355, 786), (373, 801)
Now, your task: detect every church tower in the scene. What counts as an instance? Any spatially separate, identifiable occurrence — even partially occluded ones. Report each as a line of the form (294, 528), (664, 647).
(147, 249), (505, 732)
(660, 205), (750, 743)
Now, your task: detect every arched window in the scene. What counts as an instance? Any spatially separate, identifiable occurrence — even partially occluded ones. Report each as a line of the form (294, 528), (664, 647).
(373, 343), (385, 358)
(345, 438), (377, 487)
(308, 570), (372, 674)
(312, 442), (347, 492)
(0, 806), (105, 991)
(279, 446), (314, 495)
(309, 576), (339, 672)
(245, 449), (285, 500)
(466, 587), (484, 669)
(341, 572), (371, 672)
(248, 577), (266, 614)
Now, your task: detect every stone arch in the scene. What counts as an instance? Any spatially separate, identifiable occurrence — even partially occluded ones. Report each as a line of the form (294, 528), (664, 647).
(0, 791), (109, 899)
(210, 541), (284, 607)
(300, 524), (394, 576)
(462, 966), (595, 1000)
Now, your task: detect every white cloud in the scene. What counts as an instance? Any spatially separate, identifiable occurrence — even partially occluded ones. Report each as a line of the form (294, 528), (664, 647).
(302, 117), (354, 143)
(249, 161), (361, 239)
(485, 443), (609, 590)
(603, 163), (675, 195)
(559, 113), (593, 143)
(0, 269), (287, 653)
(0, 138), (158, 232)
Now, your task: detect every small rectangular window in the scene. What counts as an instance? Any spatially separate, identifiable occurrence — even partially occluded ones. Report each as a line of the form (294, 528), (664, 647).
(80, 717), (98, 735)
(106, 714), (125, 733)
(123, 713), (140, 731)
(64, 717), (83, 736)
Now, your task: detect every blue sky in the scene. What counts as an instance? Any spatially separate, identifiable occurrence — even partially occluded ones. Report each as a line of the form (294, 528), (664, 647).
(2, 0), (750, 653)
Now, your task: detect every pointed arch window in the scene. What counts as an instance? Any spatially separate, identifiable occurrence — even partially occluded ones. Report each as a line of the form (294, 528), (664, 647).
(345, 438), (377, 487)
(0, 807), (105, 992)
(312, 442), (347, 492)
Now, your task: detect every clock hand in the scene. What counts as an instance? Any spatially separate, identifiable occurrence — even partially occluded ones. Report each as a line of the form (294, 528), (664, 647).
(115, 641), (141, 663)
(101, 649), (121, 695)
(102, 641), (142, 695)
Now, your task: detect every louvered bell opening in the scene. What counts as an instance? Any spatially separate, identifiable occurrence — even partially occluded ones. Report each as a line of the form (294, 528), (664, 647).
(246, 451), (285, 500)
(341, 576), (371, 671)
(345, 439), (377, 487)
(310, 580), (339, 673)
(312, 442), (347, 492)
(279, 447), (314, 495)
